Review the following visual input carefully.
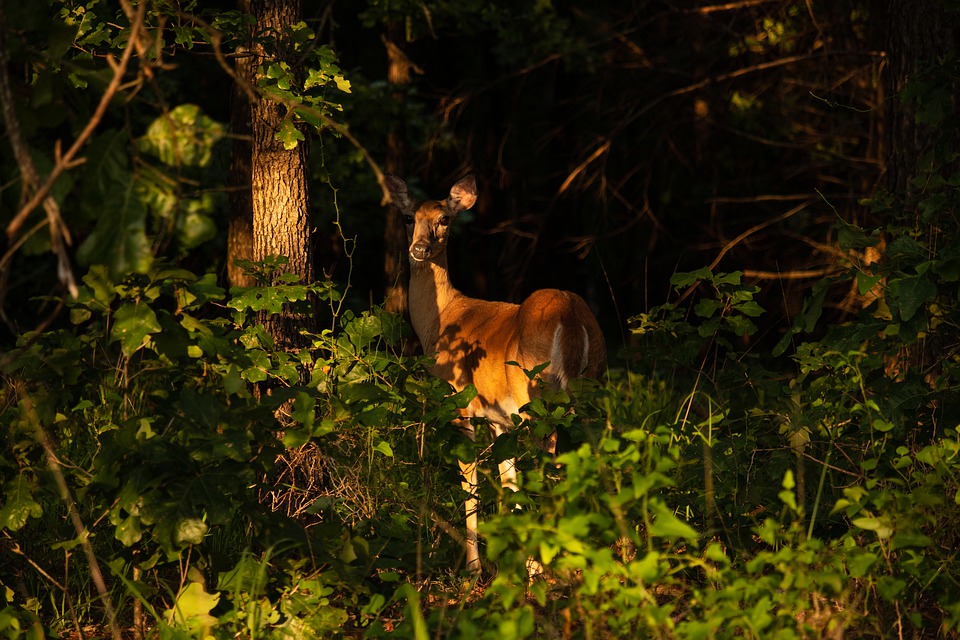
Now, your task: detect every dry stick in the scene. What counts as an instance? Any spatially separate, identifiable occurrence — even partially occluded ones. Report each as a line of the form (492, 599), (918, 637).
(674, 199), (815, 307)
(685, 0), (780, 14)
(19, 394), (122, 640)
(5, 0), (147, 240)
(0, 2), (78, 297)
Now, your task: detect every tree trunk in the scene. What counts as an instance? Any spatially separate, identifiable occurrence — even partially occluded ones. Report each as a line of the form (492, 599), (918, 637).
(249, 0), (315, 347)
(383, 23), (416, 316)
(227, 0), (255, 289)
(885, 0), (958, 196)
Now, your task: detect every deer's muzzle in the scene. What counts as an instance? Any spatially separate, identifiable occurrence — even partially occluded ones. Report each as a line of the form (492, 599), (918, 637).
(410, 242), (432, 262)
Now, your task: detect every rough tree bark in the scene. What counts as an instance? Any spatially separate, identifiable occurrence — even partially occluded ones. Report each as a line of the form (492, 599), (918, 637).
(885, 0), (959, 197)
(248, 0), (316, 347)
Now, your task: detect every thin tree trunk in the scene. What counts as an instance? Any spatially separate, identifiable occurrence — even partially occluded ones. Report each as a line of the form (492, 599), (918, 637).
(227, 0), (255, 289)
(383, 24), (417, 316)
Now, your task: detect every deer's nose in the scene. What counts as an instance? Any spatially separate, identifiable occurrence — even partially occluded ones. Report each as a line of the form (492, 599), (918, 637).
(410, 242), (432, 261)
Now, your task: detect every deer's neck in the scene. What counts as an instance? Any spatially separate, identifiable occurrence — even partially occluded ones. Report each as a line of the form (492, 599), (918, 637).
(408, 255), (461, 353)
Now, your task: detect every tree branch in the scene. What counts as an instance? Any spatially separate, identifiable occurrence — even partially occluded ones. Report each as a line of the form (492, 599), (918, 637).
(5, 0), (147, 242)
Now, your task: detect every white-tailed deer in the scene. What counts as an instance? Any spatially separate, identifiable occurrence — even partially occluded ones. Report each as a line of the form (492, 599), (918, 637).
(385, 174), (606, 572)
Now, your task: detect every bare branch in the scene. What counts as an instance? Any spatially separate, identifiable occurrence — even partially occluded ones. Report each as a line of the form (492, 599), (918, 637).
(5, 0), (148, 241)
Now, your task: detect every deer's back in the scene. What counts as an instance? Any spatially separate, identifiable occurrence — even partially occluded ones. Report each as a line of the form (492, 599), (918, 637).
(431, 289), (605, 424)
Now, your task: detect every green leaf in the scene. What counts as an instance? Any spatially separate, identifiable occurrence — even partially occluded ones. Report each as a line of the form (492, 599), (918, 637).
(77, 178), (154, 277)
(165, 582), (219, 630)
(290, 392), (316, 430)
(851, 516), (893, 539)
(139, 104), (225, 168)
(887, 276), (936, 321)
(276, 119), (305, 150)
(693, 298), (722, 319)
(734, 300), (765, 317)
(857, 271), (882, 295)
(670, 267), (712, 289)
(111, 302), (161, 356)
(176, 518), (208, 546)
(836, 216), (880, 251)
(82, 265), (116, 309)
(0, 479), (43, 531)
(845, 550), (878, 577)
(876, 576), (906, 603)
(892, 532), (932, 549)
(115, 514), (143, 546)
(374, 441), (394, 457)
(648, 502), (698, 543)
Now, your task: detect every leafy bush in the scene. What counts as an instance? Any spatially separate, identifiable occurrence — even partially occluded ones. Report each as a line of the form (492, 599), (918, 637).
(4, 244), (960, 637)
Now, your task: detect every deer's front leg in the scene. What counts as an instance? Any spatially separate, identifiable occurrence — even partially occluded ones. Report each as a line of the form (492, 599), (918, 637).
(455, 417), (481, 573)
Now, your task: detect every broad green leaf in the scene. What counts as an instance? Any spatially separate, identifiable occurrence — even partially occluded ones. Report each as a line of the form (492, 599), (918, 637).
(282, 427), (310, 448)
(857, 271), (882, 295)
(0, 479), (43, 531)
(933, 256), (960, 281)
(670, 267), (712, 289)
(165, 582), (219, 630)
(846, 550), (878, 577)
(374, 441), (394, 457)
(714, 271), (743, 286)
(694, 298), (722, 319)
(176, 203), (217, 250)
(111, 302), (161, 356)
(876, 576), (906, 603)
(115, 514), (142, 546)
(276, 119), (305, 150)
(291, 392), (316, 429)
(176, 518), (208, 546)
(836, 216), (880, 251)
(139, 104), (225, 167)
(649, 502), (698, 543)
(735, 300), (765, 317)
(77, 178), (153, 278)
(851, 516), (893, 538)
(81, 264), (116, 308)
(892, 532), (932, 549)
(888, 276), (936, 321)
(629, 551), (662, 582)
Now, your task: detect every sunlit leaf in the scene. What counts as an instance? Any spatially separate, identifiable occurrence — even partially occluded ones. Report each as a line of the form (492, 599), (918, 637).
(0, 479), (43, 531)
(111, 302), (161, 356)
(165, 582), (219, 630)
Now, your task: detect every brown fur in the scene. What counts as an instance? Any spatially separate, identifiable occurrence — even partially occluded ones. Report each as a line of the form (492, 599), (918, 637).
(385, 174), (606, 571)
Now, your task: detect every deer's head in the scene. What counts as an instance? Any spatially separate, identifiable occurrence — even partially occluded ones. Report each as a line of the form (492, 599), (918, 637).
(385, 175), (477, 263)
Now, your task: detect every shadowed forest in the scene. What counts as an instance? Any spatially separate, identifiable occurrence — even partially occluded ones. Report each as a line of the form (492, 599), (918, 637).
(2, 1), (960, 638)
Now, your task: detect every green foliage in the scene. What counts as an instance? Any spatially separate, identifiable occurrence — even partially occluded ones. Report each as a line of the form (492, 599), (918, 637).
(3, 0), (960, 637)
(0, 262), (458, 636)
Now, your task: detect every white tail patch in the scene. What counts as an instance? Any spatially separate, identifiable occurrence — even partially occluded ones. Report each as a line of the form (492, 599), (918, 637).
(551, 324), (568, 389)
(388, 174), (606, 576)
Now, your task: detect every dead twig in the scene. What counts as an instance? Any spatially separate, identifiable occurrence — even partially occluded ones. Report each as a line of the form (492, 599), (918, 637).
(18, 393), (122, 640)
(5, 0), (147, 242)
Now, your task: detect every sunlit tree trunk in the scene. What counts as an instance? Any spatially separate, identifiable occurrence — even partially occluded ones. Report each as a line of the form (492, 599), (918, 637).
(249, 0), (315, 347)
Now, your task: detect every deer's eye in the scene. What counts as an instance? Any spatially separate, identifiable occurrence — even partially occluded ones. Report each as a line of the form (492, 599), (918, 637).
(403, 214), (414, 225)
(438, 216), (450, 227)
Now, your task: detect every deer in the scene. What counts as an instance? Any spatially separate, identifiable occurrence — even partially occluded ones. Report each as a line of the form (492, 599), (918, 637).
(384, 173), (606, 573)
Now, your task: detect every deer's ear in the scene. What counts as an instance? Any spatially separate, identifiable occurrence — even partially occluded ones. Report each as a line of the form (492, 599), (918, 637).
(385, 174), (413, 211)
(448, 175), (477, 213)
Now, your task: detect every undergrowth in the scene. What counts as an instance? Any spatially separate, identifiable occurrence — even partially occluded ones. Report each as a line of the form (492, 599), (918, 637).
(3, 179), (960, 637)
